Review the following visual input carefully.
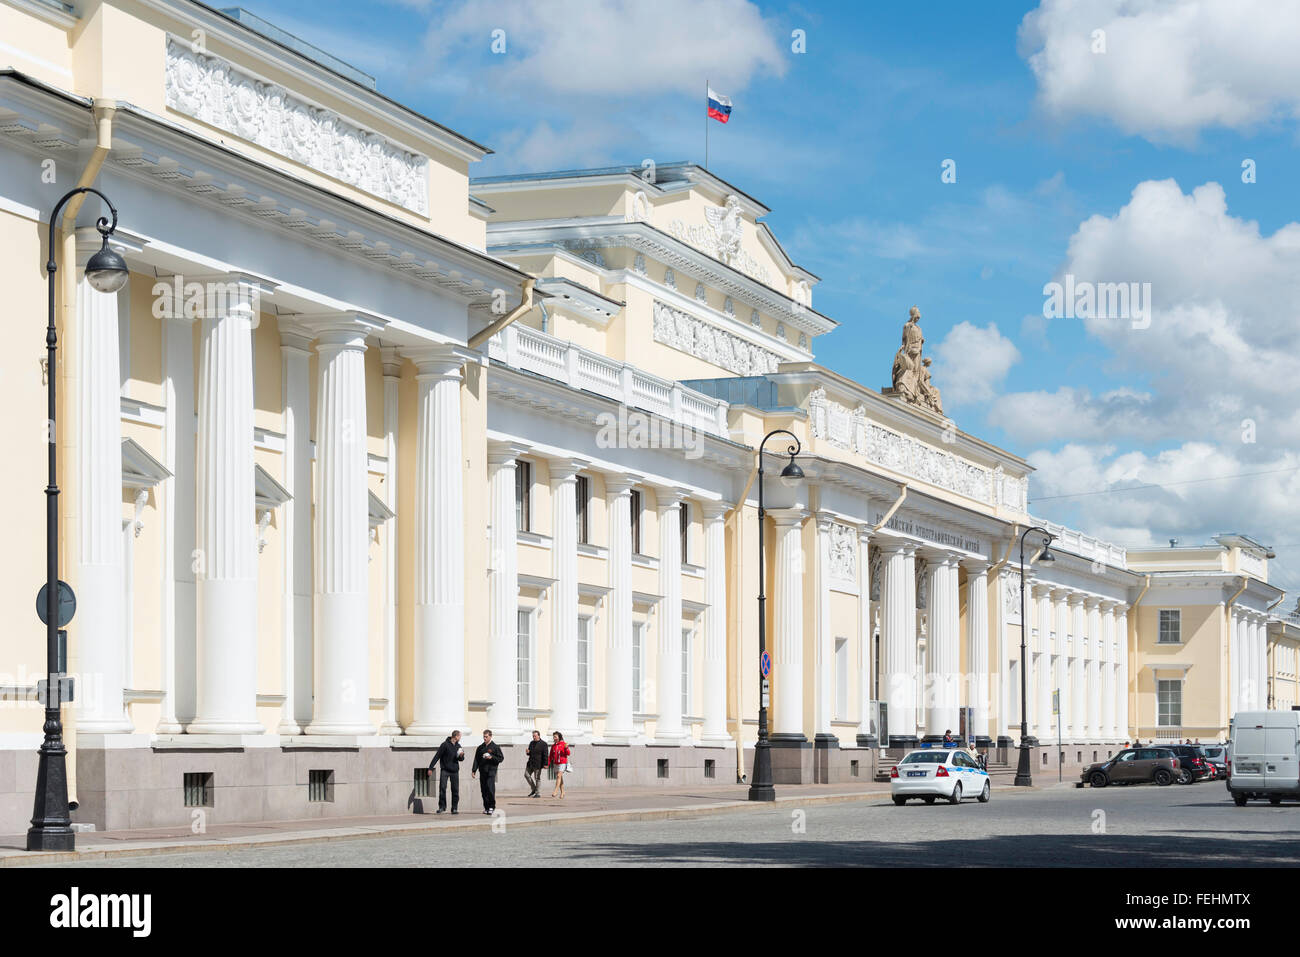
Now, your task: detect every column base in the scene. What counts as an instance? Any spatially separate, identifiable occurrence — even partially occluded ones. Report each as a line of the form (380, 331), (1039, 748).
(155, 720), (185, 735)
(699, 732), (734, 746)
(186, 720), (266, 736)
(304, 721), (377, 736)
(1021, 735), (1040, 747)
(403, 723), (464, 738)
(813, 733), (840, 749)
(888, 735), (919, 749)
(769, 733), (809, 747)
(653, 730), (691, 746)
(921, 734), (946, 744)
(601, 730), (636, 745)
(996, 735), (1014, 748)
(975, 735), (993, 748)
(75, 718), (135, 735)
(856, 733), (878, 748)
(377, 722), (402, 736)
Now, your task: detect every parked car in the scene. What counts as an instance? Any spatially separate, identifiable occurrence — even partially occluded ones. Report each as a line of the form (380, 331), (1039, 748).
(890, 749), (991, 805)
(1165, 745), (1213, 784)
(1078, 747), (1180, 788)
(1201, 744), (1229, 777)
(1227, 711), (1300, 806)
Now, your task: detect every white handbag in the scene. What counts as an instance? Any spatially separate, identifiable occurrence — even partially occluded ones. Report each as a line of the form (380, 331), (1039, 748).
(564, 761), (574, 774)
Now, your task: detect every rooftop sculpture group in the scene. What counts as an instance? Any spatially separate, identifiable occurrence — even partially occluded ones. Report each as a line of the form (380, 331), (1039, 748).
(888, 305), (944, 416)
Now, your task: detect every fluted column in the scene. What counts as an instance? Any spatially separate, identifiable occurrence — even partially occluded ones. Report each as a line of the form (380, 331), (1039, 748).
(1117, 606), (1130, 738)
(306, 319), (374, 735)
(770, 509), (808, 741)
(856, 527), (875, 745)
(881, 540), (917, 747)
(73, 264), (131, 732)
(925, 556), (959, 739)
(157, 308), (194, 734)
(377, 349), (402, 735)
(189, 283), (261, 735)
(966, 561), (990, 745)
(700, 502), (730, 744)
(656, 489), (688, 743)
(486, 442), (525, 740)
(1049, 590), (1068, 741)
(1228, 607), (1240, 715)
(1034, 584), (1052, 742)
(813, 513), (836, 744)
(277, 322), (314, 734)
(548, 457), (584, 739)
(406, 347), (470, 736)
(1070, 595), (1086, 741)
(1100, 603), (1116, 740)
(604, 476), (639, 742)
(1084, 599), (1100, 739)
(1247, 614), (1264, 710)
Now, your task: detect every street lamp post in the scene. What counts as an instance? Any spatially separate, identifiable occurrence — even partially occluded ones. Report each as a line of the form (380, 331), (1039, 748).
(748, 429), (804, 802)
(1013, 525), (1055, 789)
(27, 187), (129, 852)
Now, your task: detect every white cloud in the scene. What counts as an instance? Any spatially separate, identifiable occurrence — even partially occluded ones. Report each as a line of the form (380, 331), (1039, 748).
(420, 0), (786, 98)
(932, 321), (1020, 407)
(1019, 0), (1300, 141)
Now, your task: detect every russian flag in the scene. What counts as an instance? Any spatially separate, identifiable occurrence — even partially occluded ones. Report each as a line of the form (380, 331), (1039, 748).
(707, 87), (732, 123)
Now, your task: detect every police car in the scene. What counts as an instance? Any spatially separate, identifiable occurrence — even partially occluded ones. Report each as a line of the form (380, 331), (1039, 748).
(890, 748), (991, 805)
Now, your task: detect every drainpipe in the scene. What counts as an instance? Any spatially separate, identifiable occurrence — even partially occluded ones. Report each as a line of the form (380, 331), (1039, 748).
(871, 482), (907, 533)
(466, 278), (534, 350)
(1126, 573), (1153, 742)
(58, 98), (118, 809)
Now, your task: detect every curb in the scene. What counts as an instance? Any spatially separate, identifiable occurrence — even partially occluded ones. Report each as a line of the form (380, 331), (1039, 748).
(2, 789), (898, 865)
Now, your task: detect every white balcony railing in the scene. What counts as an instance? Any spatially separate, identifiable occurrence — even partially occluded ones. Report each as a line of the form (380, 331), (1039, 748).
(1033, 517), (1128, 570)
(489, 324), (730, 438)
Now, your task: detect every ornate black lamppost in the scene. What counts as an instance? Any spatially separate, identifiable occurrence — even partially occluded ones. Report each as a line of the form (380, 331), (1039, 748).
(1013, 525), (1055, 788)
(28, 188), (128, 852)
(748, 429), (804, 802)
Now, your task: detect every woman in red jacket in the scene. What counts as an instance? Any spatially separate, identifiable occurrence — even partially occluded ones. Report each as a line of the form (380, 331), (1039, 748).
(548, 731), (571, 799)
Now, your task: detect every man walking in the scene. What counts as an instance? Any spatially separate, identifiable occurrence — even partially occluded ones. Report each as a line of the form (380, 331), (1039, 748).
(472, 729), (505, 815)
(524, 730), (547, 798)
(431, 730), (464, 814)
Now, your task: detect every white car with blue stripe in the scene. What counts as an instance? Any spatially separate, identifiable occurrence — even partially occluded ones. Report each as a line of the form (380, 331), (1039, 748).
(890, 749), (991, 805)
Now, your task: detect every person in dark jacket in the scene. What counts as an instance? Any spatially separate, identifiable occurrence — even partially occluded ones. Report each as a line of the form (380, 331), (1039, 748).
(524, 730), (547, 798)
(472, 729), (505, 814)
(431, 730), (464, 814)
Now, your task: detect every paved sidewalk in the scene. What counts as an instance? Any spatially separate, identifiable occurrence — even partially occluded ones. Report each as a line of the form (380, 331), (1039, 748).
(0, 781), (912, 866)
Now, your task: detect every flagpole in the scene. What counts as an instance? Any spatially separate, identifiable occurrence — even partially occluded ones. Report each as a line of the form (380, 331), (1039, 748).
(705, 78), (709, 170)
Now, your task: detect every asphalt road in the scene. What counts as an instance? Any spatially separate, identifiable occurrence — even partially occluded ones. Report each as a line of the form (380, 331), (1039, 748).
(33, 781), (1300, 868)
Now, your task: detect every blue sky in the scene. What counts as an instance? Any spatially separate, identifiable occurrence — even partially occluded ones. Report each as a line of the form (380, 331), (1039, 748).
(233, 0), (1300, 592)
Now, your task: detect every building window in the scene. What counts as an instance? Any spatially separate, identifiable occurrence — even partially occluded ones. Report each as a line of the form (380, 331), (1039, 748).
(682, 628), (694, 716)
(576, 475), (590, 544)
(308, 769), (334, 803)
(657, 758), (669, 779)
(632, 621), (646, 713)
(413, 768), (431, 798)
(515, 460), (532, 532)
(577, 616), (592, 711)
(605, 758), (618, 780)
(1157, 678), (1183, 727)
(679, 502), (690, 564)
(835, 636), (849, 720)
(630, 489), (642, 554)
(705, 759), (716, 779)
(850, 759), (860, 778)
(1158, 609), (1181, 644)
(183, 772), (213, 808)
(517, 609), (533, 708)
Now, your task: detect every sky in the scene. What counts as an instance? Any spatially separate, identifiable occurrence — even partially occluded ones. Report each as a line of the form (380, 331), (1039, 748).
(232, 0), (1300, 600)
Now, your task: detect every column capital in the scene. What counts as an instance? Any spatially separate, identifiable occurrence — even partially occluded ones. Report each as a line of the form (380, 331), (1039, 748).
(1083, 595), (1103, 610)
(602, 472), (643, 495)
(875, 535), (910, 556)
(1067, 591), (1087, 607)
(857, 523), (872, 544)
(278, 318), (316, 355)
(543, 455), (589, 483)
(700, 500), (731, 521)
(295, 311), (386, 351)
(961, 558), (989, 575)
(767, 506), (809, 527)
(653, 485), (691, 510)
(380, 345), (404, 378)
(404, 342), (478, 377)
(487, 440), (531, 467)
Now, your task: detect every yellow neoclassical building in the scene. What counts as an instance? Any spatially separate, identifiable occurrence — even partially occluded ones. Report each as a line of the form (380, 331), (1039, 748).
(0, 0), (1293, 832)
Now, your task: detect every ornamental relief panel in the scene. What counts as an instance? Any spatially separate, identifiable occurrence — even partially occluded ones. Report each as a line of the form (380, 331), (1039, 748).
(827, 522), (857, 586)
(807, 387), (1028, 510)
(1004, 573), (1022, 623)
(667, 196), (772, 285)
(165, 38), (430, 215)
(652, 300), (781, 376)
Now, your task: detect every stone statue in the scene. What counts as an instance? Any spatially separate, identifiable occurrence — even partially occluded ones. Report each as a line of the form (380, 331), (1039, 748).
(888, 305), (944, 415)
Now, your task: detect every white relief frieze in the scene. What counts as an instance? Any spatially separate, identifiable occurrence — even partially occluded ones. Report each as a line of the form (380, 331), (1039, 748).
(828, 522), (857, 584)
(165, 38), (429, 215)
(667, 194), (772, 285)
(651, 300), (781, 376)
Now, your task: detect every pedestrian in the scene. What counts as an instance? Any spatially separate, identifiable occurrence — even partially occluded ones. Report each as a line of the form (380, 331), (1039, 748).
(549, 731), (571, 799)
(431, 730), (464, 814)
(942, 729), (954, 747)
(524, 729), (547, 798)
(977, 750), (987, 770)
(472, 729), (504, 815)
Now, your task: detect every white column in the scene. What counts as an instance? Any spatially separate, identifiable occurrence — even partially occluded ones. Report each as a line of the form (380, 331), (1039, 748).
(486, 442), (524, 740)
(700, 502), (730, 744)
(1070, 596), (1086, 741)
(1087, 599), (1102, 740)
(925, 555), (957, 738)
(189, 284), (260, 735)
(771, 509), (808, 740)
(881, 540), (915, 746)
(406, 347), (469, 736)
(73, 267), (131, 732)
(1101, 603), (1116, 740)
(1117, 606), (1130, 738)
(1035, 585), (1052, 742)
(604, 476), (638, 742)
(1228, 607), (1240, 715)
(277, 323), (314, 734)
(994, 571), (1010, 744)
(814, 513), (835, 742)
(966, 562), (990, 744)
(856, 527), (874, 744)
(377, 349), (402, 735)
(656, 489), (688, 743)
(548, 457), (584, 740)
(1248, 614), (1264, 710)
(157, 310), (194, 734)
(306, 320), (373, 736)
(1050, 590), (1068, 741)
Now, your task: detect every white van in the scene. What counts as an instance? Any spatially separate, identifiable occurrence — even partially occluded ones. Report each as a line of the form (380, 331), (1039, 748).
(1228, 710), (1300, 806)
